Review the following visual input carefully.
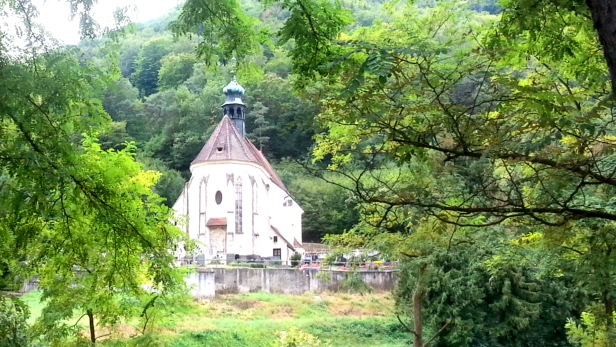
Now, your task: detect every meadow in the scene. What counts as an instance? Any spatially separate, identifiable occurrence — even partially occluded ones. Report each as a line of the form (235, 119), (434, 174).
(21, 291), (409, 346)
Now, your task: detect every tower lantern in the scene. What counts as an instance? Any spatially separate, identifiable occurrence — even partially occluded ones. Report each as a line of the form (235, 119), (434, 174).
(222, 59), (246, 136)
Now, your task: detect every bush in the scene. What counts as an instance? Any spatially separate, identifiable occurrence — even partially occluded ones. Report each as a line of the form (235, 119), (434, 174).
(229, 261), (266, 268)
(0, 297), (29, 347)
(315, 271), (333, 284)
(338, 271), (373, 295)
(270, 327), (330, 346)
(291, 253), (302, 266)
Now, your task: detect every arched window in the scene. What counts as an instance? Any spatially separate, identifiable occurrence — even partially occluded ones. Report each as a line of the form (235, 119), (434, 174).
(235, 177), (243, 234)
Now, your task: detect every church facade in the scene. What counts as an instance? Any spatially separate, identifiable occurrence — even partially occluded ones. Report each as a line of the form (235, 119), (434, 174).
(172, 77), (304, 265)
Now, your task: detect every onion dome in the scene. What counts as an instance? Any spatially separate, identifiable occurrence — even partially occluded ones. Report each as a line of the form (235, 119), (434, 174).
(223, 77), (245, 95)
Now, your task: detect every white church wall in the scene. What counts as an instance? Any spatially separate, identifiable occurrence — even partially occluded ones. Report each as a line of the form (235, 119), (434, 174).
(173, 159), (303, 263)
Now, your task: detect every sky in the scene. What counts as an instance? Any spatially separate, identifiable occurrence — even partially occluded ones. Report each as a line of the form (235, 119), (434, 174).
(32, 0), (180, 44)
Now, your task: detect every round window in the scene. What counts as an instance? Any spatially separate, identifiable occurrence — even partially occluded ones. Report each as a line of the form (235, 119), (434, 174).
(215, 191), (223, 205)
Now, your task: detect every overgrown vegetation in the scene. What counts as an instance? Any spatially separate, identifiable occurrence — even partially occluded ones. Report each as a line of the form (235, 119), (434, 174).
(19, 291), (407, 347)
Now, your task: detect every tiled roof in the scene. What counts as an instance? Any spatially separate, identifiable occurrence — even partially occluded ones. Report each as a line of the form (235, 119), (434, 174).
(206, 217), (227, 227)
(244, 139), (288, 193)
(293, 238), (303, 248)
(191, 116), (288, 193)
(192, 116), (258, 164)
(302, 243), (330, 254)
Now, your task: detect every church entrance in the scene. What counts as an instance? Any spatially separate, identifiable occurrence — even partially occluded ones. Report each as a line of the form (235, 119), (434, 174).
(210, 228), (226, 257)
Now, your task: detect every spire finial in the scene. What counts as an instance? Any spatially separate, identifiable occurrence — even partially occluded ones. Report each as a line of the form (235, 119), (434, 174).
(230, 56), (237, 80)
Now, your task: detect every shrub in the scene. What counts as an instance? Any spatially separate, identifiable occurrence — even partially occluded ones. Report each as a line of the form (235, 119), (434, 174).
(338, 271), (373, 295)
(315, 271), (333, 284)
(0, 297), (29, 347)
(290, 253), (302, 266)
(230, 261), (249, 267)
(270, 327), (330, 346)
(229, 261), (266, 268)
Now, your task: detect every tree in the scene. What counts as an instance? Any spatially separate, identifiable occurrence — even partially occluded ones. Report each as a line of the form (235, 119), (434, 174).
(0, 297), (29, 347)
(0, 3), (190, 344)
(300, 0), (616, 343)
(158, 53), (198, 90)
(248, 101), (273, 151)
(131, 38), (172, 96)
(171, 0), (353, 79)
(101, 78), (149, 142)
(276, 160), (360, 242)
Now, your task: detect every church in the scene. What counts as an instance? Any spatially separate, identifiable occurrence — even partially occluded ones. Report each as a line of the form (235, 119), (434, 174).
(172, 76), (304, 265)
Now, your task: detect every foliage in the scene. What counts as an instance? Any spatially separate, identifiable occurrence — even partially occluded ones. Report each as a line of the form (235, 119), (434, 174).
(158, 53), (198, 90)
(230, 261), (268, 268)
(276, 160), (359, 242)
(294, 0), (616, 343)
(315, 271), (333, 283)
(131, 38), (172, 96)
(338, 270), (373, 295)
(290, 253), (302, 266)
(169, 0), (263, 63)
(270, 327), (331, 347)
(566, 311), (616, 347)
(0, 3), (191, 344)
(0, 297), (29, 347)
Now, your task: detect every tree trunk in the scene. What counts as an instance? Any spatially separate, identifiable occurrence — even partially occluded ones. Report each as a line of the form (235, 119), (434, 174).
(87, 310), (96, 343)
(605, 295), (614, 346)
(413, 287), (424, 347)
(413, 263), (427, 347)
(585, 0), (616, 93)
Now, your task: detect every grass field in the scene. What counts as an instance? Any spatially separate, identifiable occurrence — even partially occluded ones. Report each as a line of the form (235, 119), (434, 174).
(21, 290), (410, 346)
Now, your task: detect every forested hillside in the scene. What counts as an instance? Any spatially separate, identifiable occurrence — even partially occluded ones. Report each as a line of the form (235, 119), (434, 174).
(78, 1), (376, 242)
(75, 0), (501, 242)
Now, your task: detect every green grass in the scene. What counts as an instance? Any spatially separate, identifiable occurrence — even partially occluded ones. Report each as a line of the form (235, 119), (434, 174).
(21, 290), (46, 324)
(22, 290), (410, 347)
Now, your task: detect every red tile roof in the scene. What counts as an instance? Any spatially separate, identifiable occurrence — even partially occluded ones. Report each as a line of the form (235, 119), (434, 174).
(206, 217), (227, 227)
(191, 116), (288, 193)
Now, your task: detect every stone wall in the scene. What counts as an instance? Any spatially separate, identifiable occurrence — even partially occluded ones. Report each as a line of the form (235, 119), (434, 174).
(186, 268), (216, 299)
(20, 268), (397, 298)
(193, 267), (398, 295)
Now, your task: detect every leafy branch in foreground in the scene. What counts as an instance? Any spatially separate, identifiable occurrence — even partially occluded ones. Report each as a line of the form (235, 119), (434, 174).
(0, 4), (191, 343)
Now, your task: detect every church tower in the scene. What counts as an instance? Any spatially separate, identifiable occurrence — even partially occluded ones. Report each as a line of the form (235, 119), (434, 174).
(221, 65), (246, 136)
